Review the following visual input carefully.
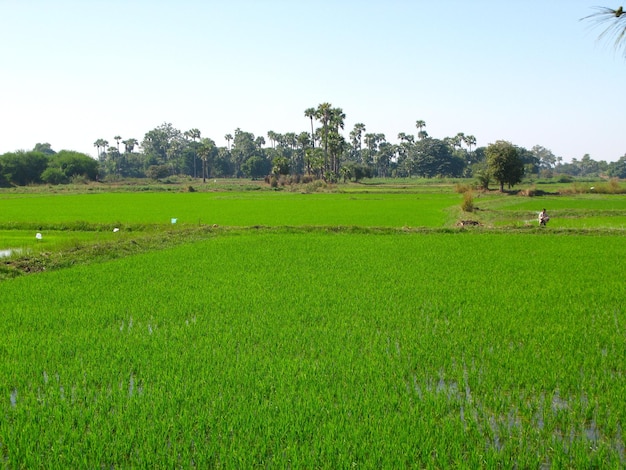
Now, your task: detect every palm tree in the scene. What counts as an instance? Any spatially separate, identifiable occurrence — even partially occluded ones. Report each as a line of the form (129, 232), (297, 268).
(329, 107), (346, 173)
(315, 103), (333, 171)
(304, 107), (316, 148)
(93, 139), (103, 158)
(464, 134), (477, 156)
(267, 130), (278, 149)
(224, 134), (233, 151)
(114, 135), (122, 152)
(582, 6), (626, 57)
(415, 120), (427, 139)
(185, 129), (201, 177)
(122, 138), (138, 154)
(454, 132), (465, 150)
(198, 138), (215, 183)
(185, 128), (201, 142)
(350, 123), (366, 163)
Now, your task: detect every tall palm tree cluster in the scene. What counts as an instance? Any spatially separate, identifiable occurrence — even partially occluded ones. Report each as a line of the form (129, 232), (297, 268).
(93, 107), (486, 182)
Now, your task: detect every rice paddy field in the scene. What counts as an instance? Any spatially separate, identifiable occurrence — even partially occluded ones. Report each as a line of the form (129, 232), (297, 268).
(1, 181), (626, 467)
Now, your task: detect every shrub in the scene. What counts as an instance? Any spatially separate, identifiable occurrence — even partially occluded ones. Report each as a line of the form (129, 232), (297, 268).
(557, 174), (573, 183)
(475, 171), (490, 190)
(70, 174), (90, 185)
(41, 167), (68, 185)
(146, 165), (170, 180)
(519, 185), (537, 197)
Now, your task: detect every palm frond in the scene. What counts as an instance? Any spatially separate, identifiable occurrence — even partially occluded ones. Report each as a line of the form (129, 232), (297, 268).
(581, 6), (626, 57)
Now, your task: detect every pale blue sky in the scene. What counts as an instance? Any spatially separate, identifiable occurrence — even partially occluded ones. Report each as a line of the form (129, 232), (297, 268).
(1, 0), (625, 162)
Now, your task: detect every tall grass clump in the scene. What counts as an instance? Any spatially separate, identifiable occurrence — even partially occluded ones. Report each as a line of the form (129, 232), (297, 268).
(461, 190), (474, 212)
(454, 182), (472, 194)
(592, 178), (625, 194)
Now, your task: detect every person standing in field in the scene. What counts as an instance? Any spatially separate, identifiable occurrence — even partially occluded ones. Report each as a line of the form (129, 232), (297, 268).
(539, 208), (550, 226)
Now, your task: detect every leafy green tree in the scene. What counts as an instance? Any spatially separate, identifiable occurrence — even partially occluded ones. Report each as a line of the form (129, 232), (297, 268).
(33, 143), (56, 155)
(0, 161), (7, 187)
(531, 145), (557, 171)
(515, 145), (540, 177)
(0, 151), (49, 185)
(608, 154), (626, 177)
(411, 138), (464, 177)
(142, 123), (183, 172)
(121, 152), (145, 178)
(231, 128), (260, 177)
(49, 150), (99, 180)
(486, 140), (524, 191)
(272, 156), (290, 176)
(343, 162), (372, 182)
(242, 155), (271, 179)
(213, 148), (234, 177)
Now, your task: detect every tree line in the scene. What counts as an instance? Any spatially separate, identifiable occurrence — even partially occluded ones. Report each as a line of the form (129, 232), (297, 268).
(2, 103), (626, 187)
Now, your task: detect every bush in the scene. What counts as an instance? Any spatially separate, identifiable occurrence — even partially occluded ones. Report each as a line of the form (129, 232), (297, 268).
(146, 165), (171, 180)
(70, 174), (90, 185)
(518, 185), (537, 197)
(557, 174), (573, 183)
(475, 171), (490, 190)
(41, 167), (68, 185)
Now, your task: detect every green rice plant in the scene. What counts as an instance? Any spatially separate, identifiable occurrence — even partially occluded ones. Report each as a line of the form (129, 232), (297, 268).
(1, 231), (625, 467)
(0, 192), (459, 228)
